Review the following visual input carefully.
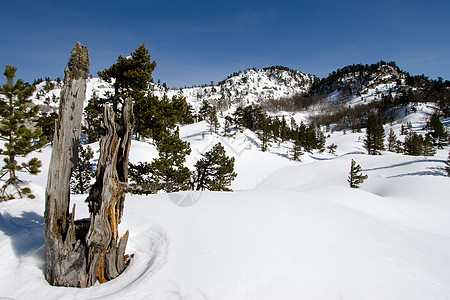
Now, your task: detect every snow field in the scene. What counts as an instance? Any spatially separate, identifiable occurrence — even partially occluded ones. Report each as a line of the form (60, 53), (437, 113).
(0, 104), (449, 299)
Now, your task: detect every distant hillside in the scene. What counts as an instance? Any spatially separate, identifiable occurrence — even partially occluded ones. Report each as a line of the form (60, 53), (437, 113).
(311, 61), (405, 106)
(28, 62), (449, 120)
(152, 66), (317, 112)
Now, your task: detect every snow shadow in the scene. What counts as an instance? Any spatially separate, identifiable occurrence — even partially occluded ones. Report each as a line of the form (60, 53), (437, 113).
(0, 211), (44, 257)
(363, 159), (444, 172)
(273, 152), (290, 160)
(309, 151), (364, 161)
(387, 166), (447, 178)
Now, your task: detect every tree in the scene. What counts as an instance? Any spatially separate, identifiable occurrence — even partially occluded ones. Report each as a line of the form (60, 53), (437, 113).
(364, 114), (385, 155)
(134, 93), (180, 141)
(45, 42), (132, 287)
(98, 43), (156, 115)
(348, 159), (368, 188)
(426, 114), (448, 149)
(404, 131), (423, 156)
(291, 138), (303, 161)
(422, 134), (436, 157)
(193, 143), (237, 191)
(207, 105), (219, 134)
(199, 100), (212, 121)
(148, 128), (191, 191)
(258, 117), (271, 152)
(386, 128), (398, 152)
(223, 115), (233, 137)
(98, 44), (169, 141)
(82, 93), (105, 143)
(279, 116), (289, 141)
(35, 110), (58, 143)
(70, 144), (94, 194)
(0, 65), (46, 201)
(315, 128), (326, 152)
(298, 121), (307, 149)
(129, 128), (191, 193)
(327, 143), (338, 154)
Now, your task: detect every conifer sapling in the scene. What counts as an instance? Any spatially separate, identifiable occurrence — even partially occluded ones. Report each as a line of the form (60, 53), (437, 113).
(348, 159), (368, 188)
(193, 142), (237, 191)
(0, 65), (47, 201)
(70, 144), (94, 194)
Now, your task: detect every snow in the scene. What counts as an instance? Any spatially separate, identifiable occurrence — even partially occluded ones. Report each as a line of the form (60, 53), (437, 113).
(0, 106), (449, 299)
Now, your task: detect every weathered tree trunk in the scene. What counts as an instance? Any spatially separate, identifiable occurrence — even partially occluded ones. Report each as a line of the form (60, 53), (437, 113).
(45, 42), (134, 287)
(85, 99), (134, 285)
(44, 42), (90, 287)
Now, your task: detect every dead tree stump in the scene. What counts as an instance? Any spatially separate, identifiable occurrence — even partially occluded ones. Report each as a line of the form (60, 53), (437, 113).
(44, 42), (134, 287)
(44, 42), (90, 287)
(85, 99), (134, 285)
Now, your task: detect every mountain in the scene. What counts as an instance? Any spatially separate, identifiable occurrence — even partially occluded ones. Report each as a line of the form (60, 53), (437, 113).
(312, 61), (405, 106)
(29, 61), (449, 122)
(152, 66), (317, 112)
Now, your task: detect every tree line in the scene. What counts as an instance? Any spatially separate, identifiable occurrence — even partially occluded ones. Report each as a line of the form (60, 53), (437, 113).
(363, 113), (448, 156)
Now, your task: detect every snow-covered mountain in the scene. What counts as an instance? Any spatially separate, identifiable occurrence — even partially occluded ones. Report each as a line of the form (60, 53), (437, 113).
(314, 62), (406, 106)
(31, 66), (317, 113)
(29, 61), (447, 127)
(154, 66), (317, 112)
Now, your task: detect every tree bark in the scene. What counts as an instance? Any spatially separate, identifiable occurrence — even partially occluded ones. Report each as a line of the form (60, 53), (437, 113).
(85, 99), (134, 285)
(44, 42), (90, 287)
(45, 42), (134, 287)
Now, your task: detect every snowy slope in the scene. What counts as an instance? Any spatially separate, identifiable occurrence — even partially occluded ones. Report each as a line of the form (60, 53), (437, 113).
(28, 63), (419, 123)
(321, 63), (405, 107)
(30, 67), (316, 115)
(153, 67), (316, 112)
(31, 78), (114, 108)
(0, 111), (449, 299)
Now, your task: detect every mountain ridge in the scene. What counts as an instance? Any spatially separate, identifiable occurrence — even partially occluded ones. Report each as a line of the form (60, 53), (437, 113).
(29, 61), (449, 117)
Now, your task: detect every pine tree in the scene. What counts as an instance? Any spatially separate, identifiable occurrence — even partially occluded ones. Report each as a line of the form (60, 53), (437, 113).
(70, 144), (94, 194)
(258, 117), (271, 152)
(404, 131), (423, 156)
(98, 43), (156, 116)
(207, 105), (219, 134)
(290, 117), (297, 132)
(387, 128), (398, 152)
(348, 159), (368, 188)
(35, 110), (58, 143)
(364, 114), (385, 155)
(422, 134), (436, 157)
(223, 115), (233, 137)
(298, 121), (307, 149)
(304, 125), (318, 152)
(150, 128), (192, 191)
(426, 114), (448, 149)
(400, 124), (406, 135)
(129, 128), (191, 192)
(327, 143), (338, 154)
(193, 143), (237, 191)
(280, 116), (289, 141)
(316, 128), (326, 152)
(98, 44), (169, 141)
(82, 93), (106, 143)
(0, 65), (47, 201)
(199, 100), (212, 122)
(128, 161), (152, 185)
(291, 138), (303, 161)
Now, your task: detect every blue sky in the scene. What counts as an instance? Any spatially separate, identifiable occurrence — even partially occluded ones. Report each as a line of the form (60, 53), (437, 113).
(1, 0), (449, 88)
